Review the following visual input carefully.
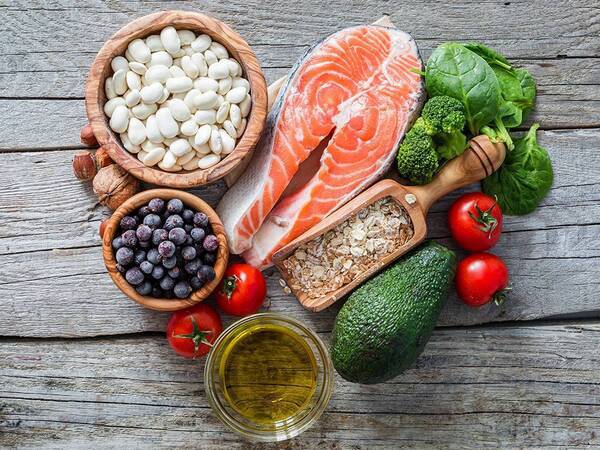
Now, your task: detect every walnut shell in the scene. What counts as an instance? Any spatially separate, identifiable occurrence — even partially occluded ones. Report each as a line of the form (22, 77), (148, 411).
(93, 164), (140, 210)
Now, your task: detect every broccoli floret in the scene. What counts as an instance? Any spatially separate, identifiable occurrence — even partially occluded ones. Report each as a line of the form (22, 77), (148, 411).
(436, 130), (467, 160)
(421, 95), (467, 135)
(396, 126), (439, 185)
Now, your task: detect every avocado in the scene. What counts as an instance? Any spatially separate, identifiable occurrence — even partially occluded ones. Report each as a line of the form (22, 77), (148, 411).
(331, 241), (456, 384)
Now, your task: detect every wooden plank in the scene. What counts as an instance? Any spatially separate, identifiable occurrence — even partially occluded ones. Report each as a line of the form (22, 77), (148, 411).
(1, 322), (599, 448)
(0, 129), (598, 336)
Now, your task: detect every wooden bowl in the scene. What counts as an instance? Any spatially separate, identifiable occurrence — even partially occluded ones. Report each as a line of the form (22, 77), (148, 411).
(102, 189), (229, 311)
(85, 10), (268, 188)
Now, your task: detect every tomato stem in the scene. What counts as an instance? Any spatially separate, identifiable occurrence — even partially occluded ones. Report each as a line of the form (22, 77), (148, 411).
(493, 284), (512, 306)
(221, 275), (238, 300)
(172, 317), (213, 354)
(468, 200), (499, 238)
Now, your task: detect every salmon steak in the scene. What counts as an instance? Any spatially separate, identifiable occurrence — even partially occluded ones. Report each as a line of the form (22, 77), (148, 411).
(217, 25), (424, 268)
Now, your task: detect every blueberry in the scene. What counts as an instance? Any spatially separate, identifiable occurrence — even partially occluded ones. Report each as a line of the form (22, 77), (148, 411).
(181, 246), (196, 261)
(138, 205), (151, 218)
(116, 263), (127, 274)
(168, 266), (181, 279)
(184, 258), (202, 275)
(112, 236), (123, 250)
(184, 224), (193, 234)
(134, 249), (146, 265)
(148, 198), (165, 214)
(136, 224), (152, 241)
(121, 230), (138, 248)
(151, 286), (164, 298)
(151, 265), (165, 280)
(125, 267), (144, 286)
(174, 281), (191, 298)
(138, 240), (150, 249)
(120, 215), (137, 230)
(203, 252), (217, 265)
(189, 276), (203, 290)
(152, 228), (169, 246)
(197, 265), (216, 283)
(166, 198), (184, 214)
(164, 214), (184, 231)
(162, 255), (178, 269)
(135, 280), (152, 296)
(190, 227), (206, 243)
(193, 212), (209, 228)
(168, 227), (187, 245)
(140, 261), (154, 275)
(182, 209), (194, 223)
(116, 247), (134, 265)
(160, 276), (175, 291)
(158, 240), (176, 258)
(147, 248), (161, 265)
(143, 214), (162, 229)
(184, 235), (194, 246)
(203, 235), (219, 252)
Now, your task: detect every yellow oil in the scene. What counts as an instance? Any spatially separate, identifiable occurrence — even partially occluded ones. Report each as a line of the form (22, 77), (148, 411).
(219, 323), (317, 425)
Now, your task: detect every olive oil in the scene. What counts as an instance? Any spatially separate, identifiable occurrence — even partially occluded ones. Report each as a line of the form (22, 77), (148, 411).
(219, 323), (317, 425)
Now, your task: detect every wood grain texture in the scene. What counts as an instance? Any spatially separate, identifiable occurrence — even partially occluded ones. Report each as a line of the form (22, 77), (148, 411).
(85, 10), (267, 188)
(1, 322), (598, 448)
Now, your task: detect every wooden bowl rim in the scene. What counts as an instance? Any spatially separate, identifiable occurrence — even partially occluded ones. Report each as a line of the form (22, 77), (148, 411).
(102, 188), (229, 311)
(85, 10), (267, 188)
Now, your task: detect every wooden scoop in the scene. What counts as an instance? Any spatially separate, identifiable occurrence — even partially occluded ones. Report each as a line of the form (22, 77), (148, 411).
(272, 135), (506, 312)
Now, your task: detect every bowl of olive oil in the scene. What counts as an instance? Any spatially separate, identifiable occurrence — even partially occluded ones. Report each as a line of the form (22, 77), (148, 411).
(204, 313), (334, 442)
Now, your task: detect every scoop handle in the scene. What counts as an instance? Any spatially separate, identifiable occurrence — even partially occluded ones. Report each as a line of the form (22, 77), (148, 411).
(409, 135), (506, 214)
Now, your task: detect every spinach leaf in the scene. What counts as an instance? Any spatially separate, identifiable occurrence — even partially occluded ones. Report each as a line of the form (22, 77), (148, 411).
(425, 43), (501, 135)
(482, 124), (553, 215)
(464, 43), (511, 69)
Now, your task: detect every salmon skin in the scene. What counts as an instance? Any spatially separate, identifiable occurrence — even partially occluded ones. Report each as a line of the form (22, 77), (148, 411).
(217, 25), (424, 268)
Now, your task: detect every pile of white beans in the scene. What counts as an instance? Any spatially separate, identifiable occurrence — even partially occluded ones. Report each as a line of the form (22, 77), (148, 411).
(104, 27), (251, 171)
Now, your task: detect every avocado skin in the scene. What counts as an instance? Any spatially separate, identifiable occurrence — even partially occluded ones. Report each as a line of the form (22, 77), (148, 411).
(331, 241), (456, 384)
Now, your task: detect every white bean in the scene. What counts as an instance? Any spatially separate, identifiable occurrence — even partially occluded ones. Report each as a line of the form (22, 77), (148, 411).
(209, 126), (222, 154)
(232, 77), (250, 90)
(169, 138), (192, 157)
(166, 76), (193, 94)
(126, 71), (142, 91)
(171, 48), (186, 58)
(208, 61), (229, 79)
(194, 109), (216, 125)
(204, 49), (218, 66)
(146, 115), (163, 143)
(163, 136), (177, 146)
(184, 46), (195, 56)
(224, 59), (242, 77)
(112, 69), (127, 95)
(191, 34), (212, 52)
(157, 87), (170, 104)
(216, 94), (225, 107)
(229, 103), (241, 128)
(109, 105), (129, 133)
(111, 56), (129, 73)
(190, 53), (208, 76)
(143, 146), (166, 166)
(104, 97), (125, 117)
(183, 89), (201, 111)
(132, 102), (157, 120)
(105, 77), (117, 99)
(160, 150), (178, 169)
(223, 120), (237, 138)
(210, 42), (229, 59)
(160, 26), (181, 55)
(216, 101), (230, 123)
(177, 30), (196, 45)
(194, 124), (212, 146)
(239, 94), (251, 117)
(195, 143), (211, 155)
(145, 64), (171, 83)
(120, 132), (141, 153)
(128, 61), (147, 75)
(193, 91), (218, 109)
(145, 34), (164, 52)
(156, 108), (179, 138)
(169, 65), (186, 78)
(142, 140), (163, 152)
(220, 129), (236, 154)
(217, 77), (232, 95)
(125, 48), (134, 62)
(140, 82), (164, 104)
(197, 153), (221, 169)
(128, 39), (151, 63)
(172, 57), (182, 68)
(181, 55), (199, 79)
(194, 77), (218, 93)
(127, 117), (147, 145)
(182, 156), (200, 170)
(149, 51), (172, 67)
(226, 86), (247, 104)
(137, 150), (148, 161)
(177, 151), (195, 166)
(125, 89), (141, 107)
(236, 118), (247, 138)
(180, 119), (199, 136)
(168, 98), (191, 121)
(158, 162), (182, 172)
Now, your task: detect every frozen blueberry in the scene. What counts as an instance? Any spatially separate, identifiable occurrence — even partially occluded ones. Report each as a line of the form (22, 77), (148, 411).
(148, 198), (165, 214)
(140, 261), (154, 275)
(158, 240), (176, 258)
(182, 209), (194, 223)
(193, 212), (209, 228)
(125, 267), (144, 286)
(147, 248), (161, 265)
(166, 198), (184, 214)
(203, 235), (219, 252)
(143, 214), (162, 229)
(174, 281), (191, 299)
(197, 265), (216, 283)
(190, 227), (205, 243)
(116, 263), (127, 274)
(184, 258), (202, 275)
(112, 236), (123, 250)
(136, 224), (152, 242)
(116, 247), (134, 265)
(138, 205), (151, 218)
(151, 286), (164, 298)
(168, 227), (187, 245)
(181, 246), (196, 261)
(152, 228), (168, 246)
(121, 230), (138, 248)
(120, 215), (137, 230)
(164, 214), (184, 231)
(162, 255), (178, 269)
(203, 252), (217, 265)
(151, 265), (165, 280)
(168, 266), (181, 279)
(189, 276), (203, 290)
(159, 276), (175, 291)
(134, 249), (146, 265)
(135, 280), (152, 296)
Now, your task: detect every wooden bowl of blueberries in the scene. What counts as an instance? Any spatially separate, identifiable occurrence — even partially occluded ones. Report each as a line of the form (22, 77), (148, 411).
(102, 189), (228, 311)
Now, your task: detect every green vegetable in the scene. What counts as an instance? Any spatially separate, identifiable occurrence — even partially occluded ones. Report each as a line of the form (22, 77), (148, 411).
(419, 96), (468, 160)
(331, 241), (457, 384)
(424, 43), (501, 135)
(396, 124), (439, 185)
(482, 124), (553, 215)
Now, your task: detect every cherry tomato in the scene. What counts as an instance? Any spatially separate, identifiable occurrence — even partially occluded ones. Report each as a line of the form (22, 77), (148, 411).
(166, 303), (223, 358)
(455, 253), (510, 307)
(216, 263), (266, 316)
(448, 192), (503, 252)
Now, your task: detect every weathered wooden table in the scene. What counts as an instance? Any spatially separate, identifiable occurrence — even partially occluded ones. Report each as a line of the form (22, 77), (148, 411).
(1, 1), (599, 448)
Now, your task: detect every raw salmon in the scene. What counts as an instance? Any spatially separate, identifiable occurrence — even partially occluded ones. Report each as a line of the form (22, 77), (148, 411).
(217, 25), (424, 268)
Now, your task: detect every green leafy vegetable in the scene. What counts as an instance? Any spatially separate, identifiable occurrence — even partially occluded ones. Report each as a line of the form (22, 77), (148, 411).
(482, 124), (553, 215)
(396, 124), (439, 185)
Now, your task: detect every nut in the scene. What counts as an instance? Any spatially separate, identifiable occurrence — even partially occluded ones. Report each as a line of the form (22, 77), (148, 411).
(80, 124), (98, 147)
(93, 164), (140, 210)
(72, 151), (97, 181)
(94, 145), (113, 169)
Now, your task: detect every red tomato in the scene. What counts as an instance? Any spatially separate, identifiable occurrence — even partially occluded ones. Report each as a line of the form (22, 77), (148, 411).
(216, 263), (266, 316)
(448, 192), (503, 252)
(455, 253), (510, 307)
(166, 303), (223, 358)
